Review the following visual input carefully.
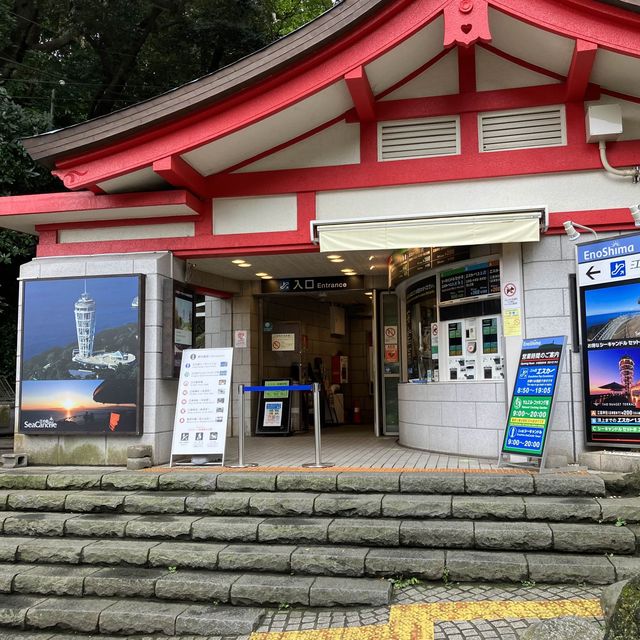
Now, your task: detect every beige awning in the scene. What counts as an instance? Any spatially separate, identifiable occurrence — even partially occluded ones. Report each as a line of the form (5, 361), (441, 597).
(312, 210), (543, 252)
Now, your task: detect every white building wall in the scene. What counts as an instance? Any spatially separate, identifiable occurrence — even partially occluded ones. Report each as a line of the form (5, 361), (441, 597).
(522, 234), (584, 461)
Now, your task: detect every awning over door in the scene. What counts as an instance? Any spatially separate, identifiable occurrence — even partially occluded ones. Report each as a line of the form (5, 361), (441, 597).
(312, 209), (544, 253)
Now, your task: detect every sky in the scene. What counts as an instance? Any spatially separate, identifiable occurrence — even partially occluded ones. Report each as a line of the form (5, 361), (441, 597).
(22, 276), (141, 360)
(584, 281), (640, 318)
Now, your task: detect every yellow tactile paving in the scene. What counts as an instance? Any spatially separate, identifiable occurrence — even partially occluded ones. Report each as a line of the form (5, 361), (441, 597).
(249, 598), (602, 640)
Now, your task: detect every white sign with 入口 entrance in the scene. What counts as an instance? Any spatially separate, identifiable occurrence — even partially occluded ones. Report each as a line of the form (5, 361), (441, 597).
(170, 348), (233, 466)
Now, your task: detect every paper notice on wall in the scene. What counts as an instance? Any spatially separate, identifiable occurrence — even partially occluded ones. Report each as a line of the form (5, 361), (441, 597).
(271, 333), (295, 351)
(503, 309), (522, 337)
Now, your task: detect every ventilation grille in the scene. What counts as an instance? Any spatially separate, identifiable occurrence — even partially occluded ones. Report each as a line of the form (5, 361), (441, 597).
(479, 106), (566, 152)
(379, 117), (460, 161)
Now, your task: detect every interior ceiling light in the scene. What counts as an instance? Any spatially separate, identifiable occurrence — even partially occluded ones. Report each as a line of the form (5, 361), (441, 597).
(368, 255), (374, 261)
(341, 268), (353, 273)
(238, 263), (252, 267)
(255, 272), (268, 277)
(261, 275), (273, 280)
(327, 254), (341, 260)
(369, 265), (376, 270)
(330, 258), (344, 263)
(232, 259), (246, 264)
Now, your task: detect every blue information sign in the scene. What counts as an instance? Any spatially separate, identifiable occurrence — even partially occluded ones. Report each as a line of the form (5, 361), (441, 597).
(501, 336), (566, 457)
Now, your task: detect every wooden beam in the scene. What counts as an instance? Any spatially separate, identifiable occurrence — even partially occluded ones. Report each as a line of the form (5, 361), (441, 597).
(344, 66), (376, 122)
(153, 155), (209, 198)
(566, 39), (598, 102)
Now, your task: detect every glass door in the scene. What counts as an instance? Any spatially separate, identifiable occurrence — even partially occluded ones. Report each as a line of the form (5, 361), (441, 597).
(380, 292), (400, 435)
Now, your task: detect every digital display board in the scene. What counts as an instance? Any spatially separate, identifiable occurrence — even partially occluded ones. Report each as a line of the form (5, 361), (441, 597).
(388, 247), (470, 288)
(440, 261), (500, 302)
(501, 336), (566, 457)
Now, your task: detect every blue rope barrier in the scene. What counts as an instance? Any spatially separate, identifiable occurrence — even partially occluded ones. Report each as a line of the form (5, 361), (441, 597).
(243, 384), (313, 393)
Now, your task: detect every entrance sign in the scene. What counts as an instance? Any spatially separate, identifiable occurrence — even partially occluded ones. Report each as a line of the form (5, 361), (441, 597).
(577, 232), (640, 446)
(262, 275), (364, 294)
(170, 348), (233, 465)
(501, 336), (566, 461)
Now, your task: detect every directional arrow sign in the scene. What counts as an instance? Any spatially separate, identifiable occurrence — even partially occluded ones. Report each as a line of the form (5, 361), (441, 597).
(586, 265), (601, 280)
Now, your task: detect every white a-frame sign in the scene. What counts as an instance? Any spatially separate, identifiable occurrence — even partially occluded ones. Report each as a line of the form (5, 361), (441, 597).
(170, 348), (233, 466)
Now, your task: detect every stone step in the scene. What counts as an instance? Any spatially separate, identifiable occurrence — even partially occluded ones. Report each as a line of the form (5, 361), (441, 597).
(0, 526), (636, 581)
(0, 469), (607, 497)
(0, 547), (636, 588)
(0, 511), (636, 553)
(0, 563), (393, 607)
(0, 594), (265, 636)
(0, 491), (632, 523)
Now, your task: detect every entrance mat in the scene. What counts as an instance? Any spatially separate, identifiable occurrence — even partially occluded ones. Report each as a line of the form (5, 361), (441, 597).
(250, 598), (602, 640)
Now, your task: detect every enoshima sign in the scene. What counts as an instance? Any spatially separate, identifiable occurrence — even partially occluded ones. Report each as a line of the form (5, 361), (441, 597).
(577, 232), (640, 446)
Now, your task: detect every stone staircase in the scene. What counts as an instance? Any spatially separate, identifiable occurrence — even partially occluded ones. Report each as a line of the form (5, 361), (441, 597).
(0, 467), (637, 637)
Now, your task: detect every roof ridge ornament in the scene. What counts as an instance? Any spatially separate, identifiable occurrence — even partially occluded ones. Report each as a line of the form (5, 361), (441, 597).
(443, 0), (492, 48)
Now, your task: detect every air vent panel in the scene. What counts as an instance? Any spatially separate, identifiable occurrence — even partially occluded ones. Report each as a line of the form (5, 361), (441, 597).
(379, 117), (460, 161)
(479, 106), (566, 152)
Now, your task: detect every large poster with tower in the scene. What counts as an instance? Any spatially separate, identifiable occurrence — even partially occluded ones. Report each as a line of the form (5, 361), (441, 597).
(19, 275), (144, 435)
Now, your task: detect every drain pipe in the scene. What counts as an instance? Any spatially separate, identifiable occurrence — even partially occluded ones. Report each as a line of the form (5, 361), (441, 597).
(599, 140), (640, 182)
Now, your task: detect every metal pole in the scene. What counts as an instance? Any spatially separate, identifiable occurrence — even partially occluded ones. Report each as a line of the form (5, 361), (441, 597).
(302, 382), (334, 468)
(228, 384), (257, 468)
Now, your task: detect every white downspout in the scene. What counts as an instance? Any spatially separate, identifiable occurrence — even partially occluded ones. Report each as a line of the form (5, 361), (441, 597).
(599, 140), (640, 182)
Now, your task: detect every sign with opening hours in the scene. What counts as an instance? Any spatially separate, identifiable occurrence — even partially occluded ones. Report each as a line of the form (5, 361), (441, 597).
(501, 336), (566, 458)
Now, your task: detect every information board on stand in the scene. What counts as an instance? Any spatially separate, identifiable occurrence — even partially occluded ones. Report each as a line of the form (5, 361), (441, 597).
(499, 336), (567, 470)
(169, 348), (233, 466)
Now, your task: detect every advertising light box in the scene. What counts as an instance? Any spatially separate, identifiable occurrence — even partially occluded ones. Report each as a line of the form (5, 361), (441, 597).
(19, 275), (145, 435)
(576, 232), (640, 446)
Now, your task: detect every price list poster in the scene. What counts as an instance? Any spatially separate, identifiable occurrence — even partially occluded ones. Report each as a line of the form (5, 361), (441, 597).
(501, 336), (566, 460)
(170, 348), (233, 465)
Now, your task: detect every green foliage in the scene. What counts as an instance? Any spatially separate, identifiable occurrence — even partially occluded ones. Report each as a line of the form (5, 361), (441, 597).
(390, 575), (422, 589)
(167, 566), (177, 573)
(0, 88), (56, 197)
(615, 517), (627, 527)
(605, 576), (640, 640)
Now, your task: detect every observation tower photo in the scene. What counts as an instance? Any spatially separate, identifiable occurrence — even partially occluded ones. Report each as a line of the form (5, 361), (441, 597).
(72, 284), (136, 370)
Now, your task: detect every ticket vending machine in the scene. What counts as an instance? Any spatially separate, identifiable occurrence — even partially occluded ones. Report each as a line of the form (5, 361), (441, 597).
(446, 315), (503, 381)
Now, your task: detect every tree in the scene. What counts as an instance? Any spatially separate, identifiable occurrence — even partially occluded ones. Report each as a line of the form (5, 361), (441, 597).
(0, 87), (58, 381)
(0, 0), (333, 382)
(1, 0), (334, 123)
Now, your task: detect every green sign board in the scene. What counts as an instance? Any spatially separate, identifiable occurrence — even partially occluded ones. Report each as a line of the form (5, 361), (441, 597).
(501, 336), (566, 458)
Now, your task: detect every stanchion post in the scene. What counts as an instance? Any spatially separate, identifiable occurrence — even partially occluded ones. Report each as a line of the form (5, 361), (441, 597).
(302, 382), (334, 468)
(228, 383), (257, 468)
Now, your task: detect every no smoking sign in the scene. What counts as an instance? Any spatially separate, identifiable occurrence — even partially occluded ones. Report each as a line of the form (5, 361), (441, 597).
(503, 282), (517, 297)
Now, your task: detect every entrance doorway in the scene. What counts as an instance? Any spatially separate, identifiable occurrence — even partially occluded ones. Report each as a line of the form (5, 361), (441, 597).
(259, 292), (377, 438)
